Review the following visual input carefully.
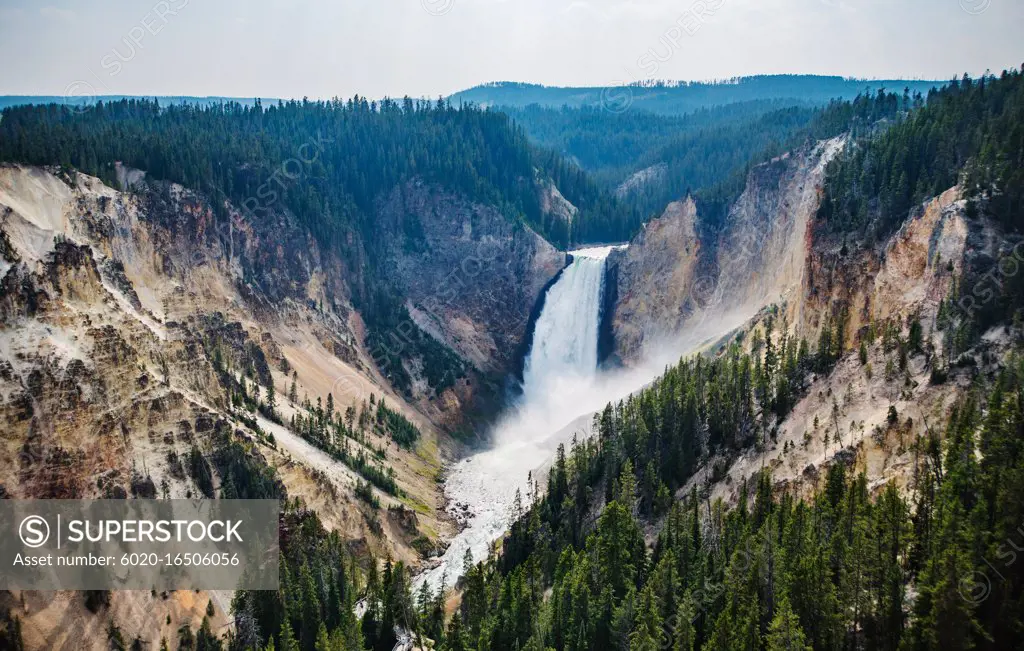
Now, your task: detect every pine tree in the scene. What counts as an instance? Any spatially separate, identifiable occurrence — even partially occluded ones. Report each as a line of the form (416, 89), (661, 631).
(671, 598), (696, 651)
(765, 596), (810, 651)
(266, 381), (276, 416)
(445, 613), (470, 651)
(178, 625), (195, 651)
(195, 616), (221, 651)
(630, 585), (664, 651)
(314, 623), (330, 651)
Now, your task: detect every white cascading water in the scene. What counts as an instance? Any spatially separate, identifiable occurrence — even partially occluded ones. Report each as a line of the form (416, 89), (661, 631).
(521, 247), (609, 402)
(414, 245), (617, 591)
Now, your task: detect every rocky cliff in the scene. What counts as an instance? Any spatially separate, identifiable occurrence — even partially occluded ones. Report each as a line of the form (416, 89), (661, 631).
(0, 160), (574, 647)
(604, 196), (702, 363)
(688, 186), (988, 505)
(607, 137), (845, 364)
(377, 180), (564, 375)
(602, 130), (1014, 509)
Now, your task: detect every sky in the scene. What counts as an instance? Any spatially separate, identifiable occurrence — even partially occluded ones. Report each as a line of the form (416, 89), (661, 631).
(0, 0), (1020, 100)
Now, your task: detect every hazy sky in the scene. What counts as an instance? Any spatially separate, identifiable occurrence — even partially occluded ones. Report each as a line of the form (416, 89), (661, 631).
(0, 0), (1019, 99)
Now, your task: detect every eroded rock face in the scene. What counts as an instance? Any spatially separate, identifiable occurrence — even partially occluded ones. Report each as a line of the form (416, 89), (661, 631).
(799, 186), (970, 340)
(686, 186), (1001, 507)
(606, 136), (1009, 510)
(0, 164), (461, 570)
(607, 137), (845, 364)
(0, 164), (564, 443)
(614, 162), (668, 200)
(713, 138), (845, 318)
(377, 180), (565, 374)
(0, 234), (226, 500)
(538, 177), (579, 227)
(606, 197), (701, 363)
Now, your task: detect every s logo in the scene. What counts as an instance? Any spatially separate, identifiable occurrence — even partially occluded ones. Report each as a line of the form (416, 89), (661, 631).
(19, 516), (50, 548)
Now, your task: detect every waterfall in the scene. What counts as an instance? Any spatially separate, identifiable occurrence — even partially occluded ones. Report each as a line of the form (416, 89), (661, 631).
(414, 245), (618, 592)
(522, 247), (611, 402)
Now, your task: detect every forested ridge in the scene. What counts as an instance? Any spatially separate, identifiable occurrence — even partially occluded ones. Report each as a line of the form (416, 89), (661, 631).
(816, 68), (1024, 349)
(451, 76), (941, 115)
(438, 356), (1024, 651)
(0, 97), (636, 250)
(819, 69), (1024, 242)
(504, 82), (941, 230)
(689, 86), (927, 251)
(508, 102), (816, 224)
(505, 100), (813, 183)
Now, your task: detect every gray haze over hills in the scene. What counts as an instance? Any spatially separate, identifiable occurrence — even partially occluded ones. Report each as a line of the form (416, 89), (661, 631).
(1, 75), (942, 115)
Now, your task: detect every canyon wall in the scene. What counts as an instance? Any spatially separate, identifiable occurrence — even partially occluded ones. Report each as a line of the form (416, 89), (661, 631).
(604, 136), (1010, 507)
(607, 137), (845, 364)
(0, 163), (568, 566)
(377, 180), (564, 375)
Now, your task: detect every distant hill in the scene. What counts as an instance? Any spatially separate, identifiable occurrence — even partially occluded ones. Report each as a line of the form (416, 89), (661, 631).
(0, 95), (277, 111)
(449, 75), (944, 115)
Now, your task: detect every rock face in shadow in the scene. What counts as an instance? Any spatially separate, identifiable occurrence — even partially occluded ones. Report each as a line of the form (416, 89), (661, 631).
(607, 137), (845, 364)
(377, 180), (565, 374)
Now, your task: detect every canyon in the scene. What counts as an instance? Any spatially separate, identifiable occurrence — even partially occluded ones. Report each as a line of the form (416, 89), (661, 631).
(0, 162), (565, 648)
(0, 123), (1014, 649)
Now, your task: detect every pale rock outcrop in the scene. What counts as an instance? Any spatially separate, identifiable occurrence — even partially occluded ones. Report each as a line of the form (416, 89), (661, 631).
(538, 177), (580, 226)
(606, 196), (701, 362)
(608, 137), (845, 364)
(688, 187), (986, 506)
(614, 162), (668, 199)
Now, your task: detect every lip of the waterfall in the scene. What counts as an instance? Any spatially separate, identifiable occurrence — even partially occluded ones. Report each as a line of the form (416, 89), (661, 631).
(566, 243), (627, 260)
